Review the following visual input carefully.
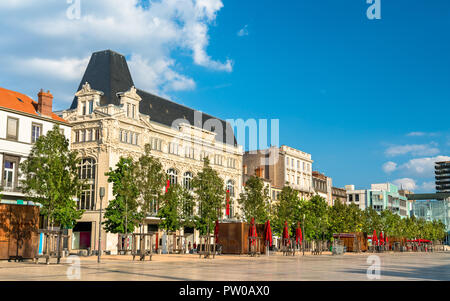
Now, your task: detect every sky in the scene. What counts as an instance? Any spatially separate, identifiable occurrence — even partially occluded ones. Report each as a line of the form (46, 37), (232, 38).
(0, 0), (449, 192)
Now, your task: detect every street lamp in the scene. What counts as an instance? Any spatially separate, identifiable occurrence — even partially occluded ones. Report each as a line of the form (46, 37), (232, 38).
(98, 187), (105, 263)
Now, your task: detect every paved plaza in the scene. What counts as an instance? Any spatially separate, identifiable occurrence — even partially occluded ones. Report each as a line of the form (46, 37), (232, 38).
(0, 252), (449, 281)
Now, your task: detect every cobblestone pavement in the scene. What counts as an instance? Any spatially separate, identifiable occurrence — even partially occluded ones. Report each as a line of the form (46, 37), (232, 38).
(0, 252), (449, 281)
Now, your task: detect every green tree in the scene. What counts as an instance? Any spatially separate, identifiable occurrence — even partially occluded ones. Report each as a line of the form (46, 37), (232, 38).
(301, 195), (328, 240)
(192, 158), (225, 235)
(158, 184), (193, 232)
(238, 176), (270, 224)
(133, 144), (166, 232)
(362, 207), (382, 234)
(103, 157), (140, 234)
(273, 185), (299, 236)
(20, 125), (84, 229)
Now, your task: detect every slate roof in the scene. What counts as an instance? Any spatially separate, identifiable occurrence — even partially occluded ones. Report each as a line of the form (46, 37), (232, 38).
(0, 87), (67, 123)
(70, 50), (237, 146)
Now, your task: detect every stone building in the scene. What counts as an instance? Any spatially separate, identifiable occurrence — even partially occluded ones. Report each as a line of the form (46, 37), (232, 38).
(312, 171), (333, 206)
(62, 50), (243, 253)
(243, 145), (314, 200)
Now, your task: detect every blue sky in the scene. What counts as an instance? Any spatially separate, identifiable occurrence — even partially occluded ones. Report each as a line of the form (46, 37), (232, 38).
(0, 0), (449, 192)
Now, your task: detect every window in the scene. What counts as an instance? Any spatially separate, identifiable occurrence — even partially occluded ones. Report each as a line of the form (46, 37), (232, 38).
(81, 129), (86, 142)
(75, 131), (80, 143)
(134, 134), (139, 145)
(82, 102), (86, 115)
(6, 117), (19, 140)
(167, 169), (178, 186)
(31, 123), (42, 143)
(183, 172), (193, 191)
(226, 180), (235, 218)
(95, 129), (100, 141)
(349, 195), (353, 202)
(127, 104), (130, 118)
(150, 138), (162, 151)
(3, 160), (16, 189)
(169, 143), (179, 155)
(200, 151), (210, 161)
(355, 194), (360, 202)
(227, 158), (236, 169)
(185, 146), (195, 159)
(214, 155), (223, 166)
(132, 104), (136, 119)
(77, 158), (96, 210)
(87, 129), (93, 141)
(88, 100), (94, 114)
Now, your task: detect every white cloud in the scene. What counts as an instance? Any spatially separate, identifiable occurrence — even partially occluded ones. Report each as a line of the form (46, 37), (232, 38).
(385, 144), (440, 157)
(237, 25), (249, 37)
(398, 155), (450, 177)
(0, 0), (231, 107)
(382, 161), (397, 173)
(406, 132), (438, 137)
(393, 178), (417, 191)
(420, 181), (435, 191)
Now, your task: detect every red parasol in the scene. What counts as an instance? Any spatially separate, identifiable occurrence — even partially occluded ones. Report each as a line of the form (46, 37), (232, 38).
(379, 232), (384, 246)
(283, 221), (290, 245)
(214, 220), (220, 244)
(295, 222), (302, 246)
(249, 218), (257, 245)
(373, 230), (378, 246)
(265, 220), (273, 247)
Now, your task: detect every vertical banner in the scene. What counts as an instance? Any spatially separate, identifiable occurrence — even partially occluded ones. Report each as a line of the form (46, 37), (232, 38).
(226, 189), (230, 216)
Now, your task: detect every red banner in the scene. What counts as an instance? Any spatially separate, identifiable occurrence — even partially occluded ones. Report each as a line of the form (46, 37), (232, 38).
(226, 189), (230, 216)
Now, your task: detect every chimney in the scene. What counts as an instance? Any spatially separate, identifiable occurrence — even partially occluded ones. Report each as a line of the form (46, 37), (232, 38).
(38, 89), (53, 117)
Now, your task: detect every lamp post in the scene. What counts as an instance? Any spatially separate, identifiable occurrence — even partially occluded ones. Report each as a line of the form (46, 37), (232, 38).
(98, 187), (105, 263)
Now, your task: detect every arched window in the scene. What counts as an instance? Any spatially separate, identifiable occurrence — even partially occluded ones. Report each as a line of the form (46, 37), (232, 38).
(78, 158), (96, 210)
(167, 168), (178, 186)
(226, 180), (235, 218)
(183, 172), (193, 191)
(226, 180), (235, 198)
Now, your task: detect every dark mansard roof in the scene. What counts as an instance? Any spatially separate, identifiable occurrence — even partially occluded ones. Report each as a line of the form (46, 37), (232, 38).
(70, 50), (237, 146)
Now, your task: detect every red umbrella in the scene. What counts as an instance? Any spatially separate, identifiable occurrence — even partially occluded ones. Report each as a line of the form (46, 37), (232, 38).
(295, 222), (302, 246)
(373, 230), (378, 246)
(385, 236), (389, 249)
(379, 232), (384, 246)
(249, 218), (257, 245)
(214, 220), (220, 244)
(283, 221), (290, 245)
(265, 220), (273, 247)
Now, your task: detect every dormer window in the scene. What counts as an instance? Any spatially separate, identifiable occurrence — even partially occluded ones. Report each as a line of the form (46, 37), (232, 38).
(82, 102), (86, 115)
(88, 100), (94, 114)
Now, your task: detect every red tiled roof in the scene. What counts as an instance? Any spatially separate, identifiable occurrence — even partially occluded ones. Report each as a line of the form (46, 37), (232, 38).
(0, 87), (67, 123)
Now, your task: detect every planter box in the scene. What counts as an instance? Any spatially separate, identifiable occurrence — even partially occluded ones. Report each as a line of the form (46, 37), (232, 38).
(0, 204), (40, 260)
(218, 222), (266, 255)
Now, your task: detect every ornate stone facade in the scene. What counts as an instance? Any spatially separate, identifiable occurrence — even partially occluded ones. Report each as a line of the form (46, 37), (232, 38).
(63, 83), (243, 253)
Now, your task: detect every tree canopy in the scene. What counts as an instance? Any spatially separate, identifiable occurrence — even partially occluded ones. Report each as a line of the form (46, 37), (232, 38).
(238, 176), (270, 224)
(20, 125), (83, 229)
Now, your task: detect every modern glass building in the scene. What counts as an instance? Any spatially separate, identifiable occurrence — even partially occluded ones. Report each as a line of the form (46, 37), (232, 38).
(436, 161), (450, 193)
(413, 199), (450, 244)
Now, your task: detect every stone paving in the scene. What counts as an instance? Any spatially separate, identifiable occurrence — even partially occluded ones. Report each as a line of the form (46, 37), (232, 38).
(0, 252), (449, 281)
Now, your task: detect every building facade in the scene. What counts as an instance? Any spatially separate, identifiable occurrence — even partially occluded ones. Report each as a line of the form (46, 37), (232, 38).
(62, 50), (243, 253)
(436, 161), (450, 193)
(413, 199), (450, 243)
(312, 171), (333, 206)
(243, 145), (314, 200)
(332, 186), (347, 205)
(0, 87), (71, 204)
(345, 183), (410, 218)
